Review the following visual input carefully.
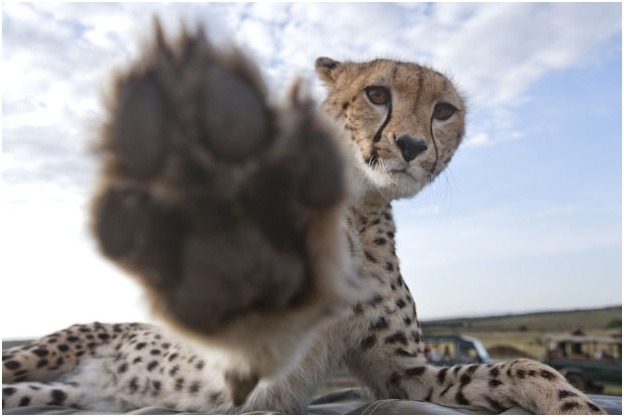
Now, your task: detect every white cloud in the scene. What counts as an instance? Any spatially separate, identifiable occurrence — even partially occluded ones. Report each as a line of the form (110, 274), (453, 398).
(464, 132), (491, 147)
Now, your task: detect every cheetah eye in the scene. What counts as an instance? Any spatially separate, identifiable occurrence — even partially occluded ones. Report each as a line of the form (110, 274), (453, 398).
(365, 86), (391, 106)
(433, 102), (457, 121)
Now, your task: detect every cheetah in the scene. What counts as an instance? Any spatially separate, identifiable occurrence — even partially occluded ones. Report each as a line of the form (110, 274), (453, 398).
(2, 21), (607, 415)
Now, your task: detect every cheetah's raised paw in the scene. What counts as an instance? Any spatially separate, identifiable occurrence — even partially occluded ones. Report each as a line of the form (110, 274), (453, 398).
(91, 21), (363, 404)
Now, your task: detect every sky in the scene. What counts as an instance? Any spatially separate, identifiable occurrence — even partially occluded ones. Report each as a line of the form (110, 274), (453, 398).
(1, 2), (622, 339)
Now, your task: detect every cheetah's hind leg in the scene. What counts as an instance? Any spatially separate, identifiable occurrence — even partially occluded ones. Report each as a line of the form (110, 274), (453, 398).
(90, 20), (363, 405)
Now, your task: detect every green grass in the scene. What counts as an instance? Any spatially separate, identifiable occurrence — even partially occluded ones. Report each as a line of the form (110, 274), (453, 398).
(422, 305), (621, 333)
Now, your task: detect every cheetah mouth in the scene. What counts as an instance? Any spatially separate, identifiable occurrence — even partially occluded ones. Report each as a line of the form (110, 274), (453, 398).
(389, 167), (417, 180)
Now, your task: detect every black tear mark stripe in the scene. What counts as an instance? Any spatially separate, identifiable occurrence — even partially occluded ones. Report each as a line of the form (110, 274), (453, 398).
(366, 96), (394, 166)
(372, 101), (392, 144)
(429, 114), (439, 174)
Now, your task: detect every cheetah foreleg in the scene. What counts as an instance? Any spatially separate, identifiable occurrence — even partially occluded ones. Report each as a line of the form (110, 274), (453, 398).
(392, 360), (606, 414)
(90, 20), (366, 405)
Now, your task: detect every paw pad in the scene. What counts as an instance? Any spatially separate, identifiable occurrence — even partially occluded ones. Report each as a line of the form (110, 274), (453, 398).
(113, 77), (168, 178)
(200, 66), (269, 161)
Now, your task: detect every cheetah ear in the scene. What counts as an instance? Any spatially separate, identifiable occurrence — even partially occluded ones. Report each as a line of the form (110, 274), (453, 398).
(315, 57), (341, 84)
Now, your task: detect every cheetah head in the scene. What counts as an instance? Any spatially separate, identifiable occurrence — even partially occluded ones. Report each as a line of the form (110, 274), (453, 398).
(316, 57), (465, 200)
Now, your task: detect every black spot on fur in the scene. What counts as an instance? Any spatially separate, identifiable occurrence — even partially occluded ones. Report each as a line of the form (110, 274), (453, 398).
(395, 299), (407, 309)
(373, 238), (387, 246)
(516, 369), (525, 378)
(403, 317), (412, 325)
(32, 348), (49, 357)
(147, 360), (158, 371)
(189, 381), (201, 394)
(57, 344), (70, 352)
(370, 316), (389, 331)
(384, 332), (408, 345)
(151, 380), (162, 396)
(367, 293), (384, 307)
(175, 378), (185, 391)
(150, 349), (161, 356)
(561, 402), (581, 412)
(67, 336), (80, 343)
(385, 262), (394, 271)
(3, 387), (16, 396)
(352, 303), (364, 314)
(97, 333), (110, 340)
(209, 391), (225, 405)
(133, 357), (142, 364)
(136, 342), (147, 350)
(361, 335), (377, 350)
(388, 372), (401, 386)
(489, 367), (499, 378)
(118, 363), (128, 373)
(437, 368), (448, 384)
(466, 364), (479, 375)
(440, 384), (453, 396)
(168, 353), (178, 362)
(196, 360), (205, 370)
(364, 251), (376, 263)
(455, 391), (470, 406)
(489, 379), (502, 388)
(558, 390), (577, 399)
(460, 374), (471, 386)
(411, 331), (422, 343)
(4, 360), (20, 370)
(587, 402), (601, 412)
(48, 389), (67, 406)
(405, 366), (427, 377)
(19, 397), (31, 407)
(424, 387), (433, 402)
(161, 343), (171, 349)
(36, 359), (49, 368)
(169, 365), (180, 376)
(540, 369), (556, 380)
(342, 102), (349, 110)
(129, 377), (139, 393)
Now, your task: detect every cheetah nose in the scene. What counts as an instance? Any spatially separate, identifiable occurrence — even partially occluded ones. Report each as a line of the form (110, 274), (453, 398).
(396, 135), (428, 162)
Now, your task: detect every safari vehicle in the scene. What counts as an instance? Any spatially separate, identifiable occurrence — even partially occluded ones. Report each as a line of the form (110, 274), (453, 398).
(424, 335), (494, 366)
(542, 335), (622, 392)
